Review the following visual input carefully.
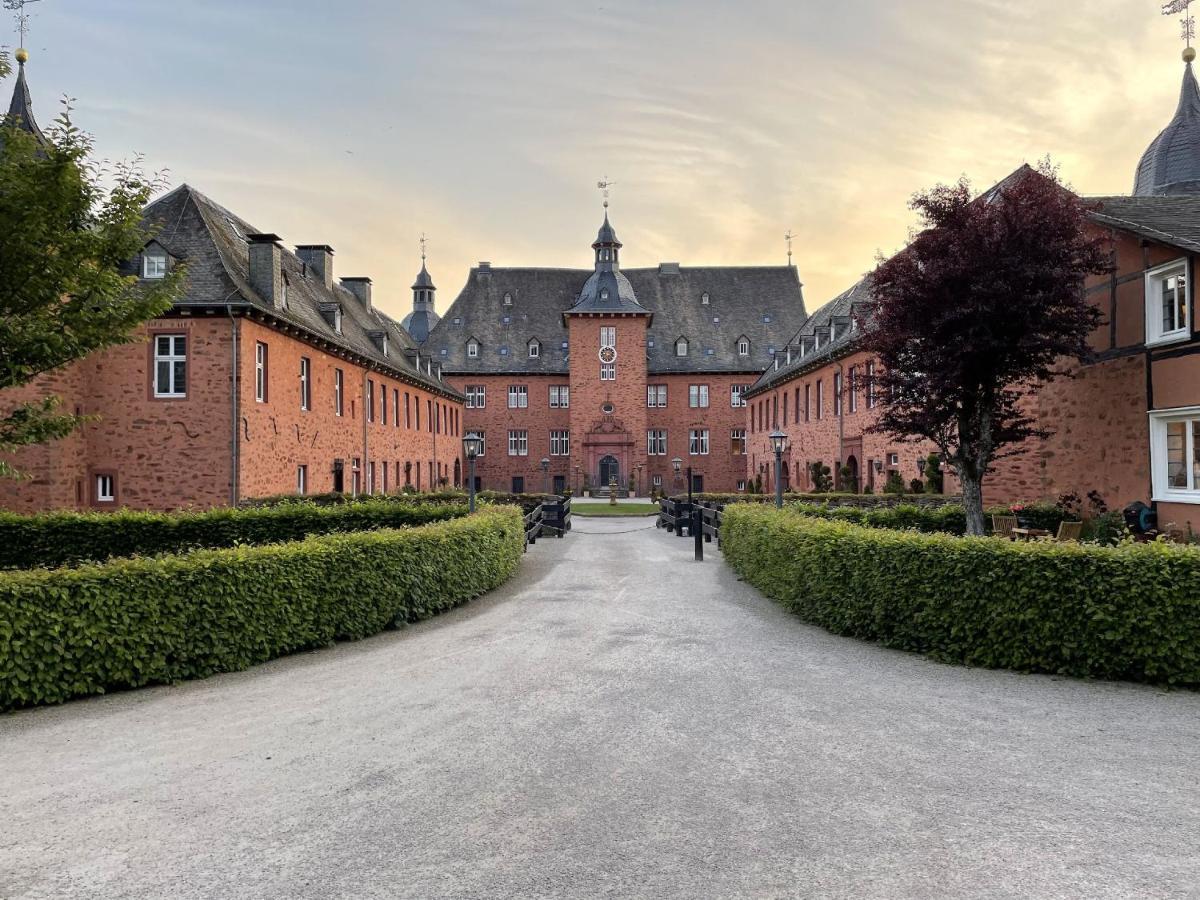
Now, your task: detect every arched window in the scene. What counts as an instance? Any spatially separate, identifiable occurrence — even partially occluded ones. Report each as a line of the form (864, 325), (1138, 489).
(675, 337), (688, 357)
(737, 337), (750, 356)
(503, 292), (513, 306)
(467, 339), (479, 358)
(701, 292), (710, 305)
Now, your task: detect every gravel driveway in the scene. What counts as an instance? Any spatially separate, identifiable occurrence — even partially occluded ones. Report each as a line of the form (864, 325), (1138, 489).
(3, 517), (1198, 899)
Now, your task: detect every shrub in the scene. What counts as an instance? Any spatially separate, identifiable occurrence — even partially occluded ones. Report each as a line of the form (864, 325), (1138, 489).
(720, 505), (1200, 686)
(883, 470), (906, 495)
(0, 500), (469, 570)
(0, 506), (524, 710)
(809, 461), (833, 493)
(922, 454), (944, 493)
(790, 502), (968, 534)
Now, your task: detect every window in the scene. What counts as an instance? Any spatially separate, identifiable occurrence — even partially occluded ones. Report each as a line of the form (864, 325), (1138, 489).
(466, 385), (486, 409)
(701, 292), (710, 305)
(334, 368), (344, 416)
(467, 340), (479, 358)
(529, 340), (540, 358)
(1146, 260), (1190, 346)
(367, 379), (375, 422)
(508, 430), (528, 456)
(888, 452), (899, 467)
(381, 383), (388, 425)
(737, 337), (750, 357)
(254, 342), (268, 402)
(848, 367), (858, 413)
(689, 429), (710, 455)
(393, 389), (399, 427)
(737, 480), (747, 492)
(474, 433), (486, 457)
(675, 337), (688, 357)
(427, 399), (433, 432)
(647, 429), (667, 455)
(804, 384), (811, 422)
(296, 465), (307, 496)
(1151, 408), (1200, 502)
(731, 385), (750, 408)
(95, 473), (116, 504)
(688, 384), (710, 408)
(647, 384), (667, 408)
(382, 461), (389, 493)
(816, 380), (823, 420)
(367, 461), (376, 494)
(834, 372), (843, 416)
(731, 429), (746, 455)
(600, 327), (617, 349)
(867, 361), (876, 408)
(512, 476), (525, 493)
(601, 362), (616, 381)
(404, 392), (411, 428)
(143, 250), (167, 279)
(550, 430), (571, 456)
(652, 474), (663, 488)
(503, 292), (513, 306)
(550, 385), (570, 408)
(508, 385), (528, 408)
(299, 357), (311, 410)
(153, 335), (187, 398)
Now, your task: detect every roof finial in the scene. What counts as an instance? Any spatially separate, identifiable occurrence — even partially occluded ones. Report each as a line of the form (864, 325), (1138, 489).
(419, 231), (427, 263)
(4, 0), (42, 60)
(1163, 1), (1197, 61)
(597, 176), (615, 211)
(785, 229), (794, 266)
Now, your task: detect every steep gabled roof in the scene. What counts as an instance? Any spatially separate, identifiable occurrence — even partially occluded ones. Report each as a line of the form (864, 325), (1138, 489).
(422, 265), (806, 375)
(3, 57), (46, 145)
(142, 184), (459, 398)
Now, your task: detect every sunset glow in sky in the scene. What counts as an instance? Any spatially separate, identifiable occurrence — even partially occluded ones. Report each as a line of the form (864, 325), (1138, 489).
(7, 0), (1193, 320)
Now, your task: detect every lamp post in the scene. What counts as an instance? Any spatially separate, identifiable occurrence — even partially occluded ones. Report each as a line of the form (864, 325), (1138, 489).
(635, 462), (644, 498)
(462, 432), (483, 513)
(672, 455), (702, 561)
(540, 456), (550, 496)
(769, 429), (787, 509)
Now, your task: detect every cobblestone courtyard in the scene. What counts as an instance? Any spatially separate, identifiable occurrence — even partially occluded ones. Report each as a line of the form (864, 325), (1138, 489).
(3, 518), (1198, 899)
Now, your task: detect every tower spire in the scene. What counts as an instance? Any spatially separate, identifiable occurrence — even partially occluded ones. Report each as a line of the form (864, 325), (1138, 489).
(3, 0), (45, 143)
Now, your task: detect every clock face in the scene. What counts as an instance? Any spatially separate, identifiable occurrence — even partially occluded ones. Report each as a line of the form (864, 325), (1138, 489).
(598, 346), (617, 364)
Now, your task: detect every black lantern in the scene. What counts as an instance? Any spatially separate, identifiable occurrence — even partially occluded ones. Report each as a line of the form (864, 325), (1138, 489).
(462, 432), (483, 512)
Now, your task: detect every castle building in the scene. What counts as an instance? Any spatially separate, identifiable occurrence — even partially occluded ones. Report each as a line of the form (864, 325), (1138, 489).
(416, 209), (807, 495)
(0, 57), (464, 511)
(745, 53), (1200, 533)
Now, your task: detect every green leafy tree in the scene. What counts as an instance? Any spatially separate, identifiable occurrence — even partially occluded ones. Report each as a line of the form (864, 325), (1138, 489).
(1, 62), (183, 477)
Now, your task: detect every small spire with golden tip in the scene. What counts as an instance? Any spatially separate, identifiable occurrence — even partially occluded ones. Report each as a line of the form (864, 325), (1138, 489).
(14, 47), (28, 63)
(1186, 46), (1197, 63)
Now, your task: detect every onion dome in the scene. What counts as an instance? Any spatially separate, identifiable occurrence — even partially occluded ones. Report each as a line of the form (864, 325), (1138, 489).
(567, 211), (649, 316)
(1134, 61), (1200, 196)
(401, 258), (439, 343)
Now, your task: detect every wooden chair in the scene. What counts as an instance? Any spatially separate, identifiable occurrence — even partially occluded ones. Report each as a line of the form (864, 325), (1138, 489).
(991, 515), (1018, 540)
(1041, 521), (1083, 542)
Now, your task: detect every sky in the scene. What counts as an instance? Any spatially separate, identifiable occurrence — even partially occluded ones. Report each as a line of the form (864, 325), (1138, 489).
(3, 0), (1192, 321)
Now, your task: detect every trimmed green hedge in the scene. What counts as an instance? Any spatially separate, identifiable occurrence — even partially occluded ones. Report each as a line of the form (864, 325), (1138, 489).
(721, 505), (1200, 686)
(0, 500), (468, 570)
(0, 506), (523, 710)
(789, 502), (969, 534)
(677, 492), (959, 508)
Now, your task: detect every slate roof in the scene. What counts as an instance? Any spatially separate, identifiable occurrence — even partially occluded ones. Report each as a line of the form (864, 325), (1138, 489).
(747, 276), (873, 395)
(142, 184), (459, 398)
(1087, 194), (1200, 254)
(1134, 63), (1200, 197)
(2, 58), (46, 145)
(422, 264), (806, 375)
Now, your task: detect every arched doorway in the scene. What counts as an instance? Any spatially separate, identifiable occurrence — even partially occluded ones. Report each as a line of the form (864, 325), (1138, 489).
(845, 455), (860, 493)
(599, 455), (620, 487)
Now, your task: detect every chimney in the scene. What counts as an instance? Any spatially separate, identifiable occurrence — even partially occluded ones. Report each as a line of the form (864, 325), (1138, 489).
(341, 276), (372, 309)
(248, 234), (283, 308)
(476, 261), (492, 283)
(658, 262), (681, 276)
(296, 244), (334, 291)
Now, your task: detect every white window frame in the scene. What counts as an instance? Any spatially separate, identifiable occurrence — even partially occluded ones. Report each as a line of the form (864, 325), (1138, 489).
(334, 368), (344, 416)
(647, 429), (667, 456)
(689, 428), (710, 456)
(153, 334), (187, 398)
(731, 428), (746, 455)
(737, 337), (750, 357)
(647, 384), (667, 408)
(848, 367), (858, 414)
(254, 342), (267, 403)
(675, 338), (688, 357)
(508, 385), (528, 409)
(529, 340), (540, 358)
(550, 385), (569, 408)
(731, 385), (749, 408)
(688, 384), (709, 408)
(297, 465), (307, 495)
(143, 250), (167, 279)
(550, 430), (571, 456)
(1150, 406), (1200, 503)
(95, 473), (115, 503)
(508, 429), (528, 456)
(652, 474), (663, 488)
(1146, 259), (1191, 347)
(476, 433), (486, 457)
(466, 385), (486, 409)
(866, 361), (876, 409)
(600, 362), (616, 381)
(467, 340), (479, 358)
(600, 327), (617, 349)
(300, 357), (311, 411)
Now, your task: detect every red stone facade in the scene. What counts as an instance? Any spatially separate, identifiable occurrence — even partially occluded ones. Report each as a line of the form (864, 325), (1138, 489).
(0, 313), (463, 512)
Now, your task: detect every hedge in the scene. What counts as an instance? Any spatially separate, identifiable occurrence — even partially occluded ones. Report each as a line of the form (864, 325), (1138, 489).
(676, 492), (960, 508)
(789, 502), (969, 534)
(0, 506), (524, 710)
(0, 499), (468, 570)
(720, 504), (1200, 686)
(241, 489), (563, 509)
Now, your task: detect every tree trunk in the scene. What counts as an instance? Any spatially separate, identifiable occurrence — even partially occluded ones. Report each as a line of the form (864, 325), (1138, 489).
(961, 471), (987, 536)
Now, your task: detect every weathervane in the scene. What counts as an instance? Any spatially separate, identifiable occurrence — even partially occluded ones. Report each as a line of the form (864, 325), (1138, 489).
(597, 176), (615, 210)
(1164, 0), (1197, 58)
(419, 232), (427, 262)
(4, 0), (41, 52)
(785, 229), (794, 265)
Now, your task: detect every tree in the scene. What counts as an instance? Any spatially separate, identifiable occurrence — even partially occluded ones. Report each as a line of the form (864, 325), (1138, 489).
(0, 64), (183, 477)
(863, 162), (1111, 534)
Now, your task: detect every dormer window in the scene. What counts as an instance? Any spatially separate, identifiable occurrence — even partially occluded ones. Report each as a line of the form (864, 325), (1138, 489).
(737, 337), (750, 357)
(528, 340), (540, 358)
(143, 249), (168, 279)
(333, 307), (342, 334)
(503, 292), (513, 306)
(701, 292), (710, 305)
(1146, 260), (1190, 346)
(467, 339), (479, 358)
(600, 288), (609, 301)
(675, 337), (688, 357)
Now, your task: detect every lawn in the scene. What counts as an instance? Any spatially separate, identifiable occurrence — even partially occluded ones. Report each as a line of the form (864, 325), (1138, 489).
(570, 502), (660, 517)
